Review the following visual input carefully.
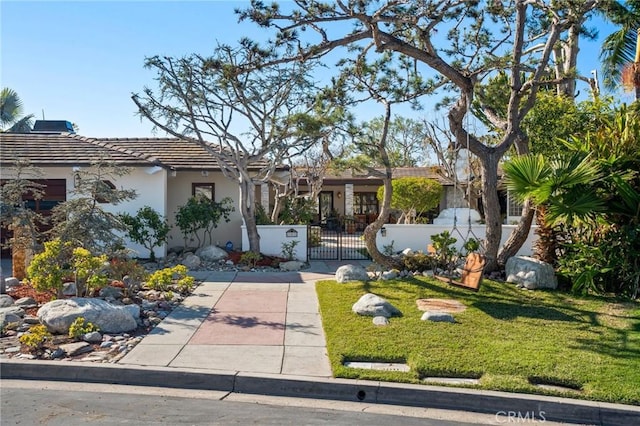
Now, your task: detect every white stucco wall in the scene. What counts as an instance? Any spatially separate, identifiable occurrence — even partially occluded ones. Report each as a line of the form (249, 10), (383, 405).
(38, 166), (168, 259)
(376, 224), (538, 257)
(241, 225), (308, 261)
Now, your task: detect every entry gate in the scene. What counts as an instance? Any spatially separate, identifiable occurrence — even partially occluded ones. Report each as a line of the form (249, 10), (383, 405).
(307, 219), (372, 261)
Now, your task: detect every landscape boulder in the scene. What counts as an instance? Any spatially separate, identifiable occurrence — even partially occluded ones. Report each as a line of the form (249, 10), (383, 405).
(352, 293), (401, 318)
(182, 253), (202, 269)
(421, 311), (455, 323)
(196, 245), (228, 261)
(336, 264), (369, 283)
(0, 294), (14, 308)
(38, 298), (137, 334)
(280, 261), (304, 272)
(506, 256), (557, 290)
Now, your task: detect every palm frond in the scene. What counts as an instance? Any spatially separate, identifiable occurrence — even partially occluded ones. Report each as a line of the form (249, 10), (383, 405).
(503, 154), (551, 205)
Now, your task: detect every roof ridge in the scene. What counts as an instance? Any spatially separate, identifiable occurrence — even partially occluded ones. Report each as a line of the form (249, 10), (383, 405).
(83, 138), (161, 165)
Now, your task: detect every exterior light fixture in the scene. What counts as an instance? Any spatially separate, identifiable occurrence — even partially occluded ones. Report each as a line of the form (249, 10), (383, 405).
(337, 191), (342, 199)
(73, 172), (81, 188)
(286, 228), (298, 238)
(381, 227), (387, 237)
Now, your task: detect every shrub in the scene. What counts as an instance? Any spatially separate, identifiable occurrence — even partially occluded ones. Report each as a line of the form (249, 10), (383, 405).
(281, 240), (299, 261)
(27, 239), (74, 298)
(175, 195), (234, 248)
(430, 231), (458, 272)
(120, 206), (171, 261)
(146, 264), (193, 293)
(68, 317), (100, 339)
(107, 257), (148, 284)
(19, 325), (52, 352)
(72, 247), (109, 297)
(239, 251), (262, 268)
(402, 252), (433, 272)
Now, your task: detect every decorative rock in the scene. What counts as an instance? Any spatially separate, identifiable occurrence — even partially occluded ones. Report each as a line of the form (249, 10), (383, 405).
(381, 270), (398, 280)
(99, 286), (123, 299)
(51, 348), (65, 359)
(0, 311), (22, 330)
(59, 341), (93, 357)
(182, 253), (201, 269)
(83, 331), (103, 343)
(195, 245), (228, 261)
(14, 297), (38, 309)
(4, 277), (20, 288)
(336, 264), (369, 283)
(422, 270), (434, 277)
(0, 294), (14, 308)
(279, 261), (304, 272)
(421, 311), (455, 323)
(352, 293), (401, 318)
(23, 315), (40, 324)
(62, 282), (77, 296)
(37, 298), (137, 334)
(123, 304), (140, 320)
(0, 306), (25, 318)
(373, 316), (389, 326)
(506, 256), (557, 290)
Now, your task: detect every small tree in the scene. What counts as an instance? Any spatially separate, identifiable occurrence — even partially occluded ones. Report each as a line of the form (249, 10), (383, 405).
(0, 161), (45, 279)
(49, 161), (136, 255)
(174, 195), (234, 249)
(120, 206), (171, 261)
(377, 177), (443, 224)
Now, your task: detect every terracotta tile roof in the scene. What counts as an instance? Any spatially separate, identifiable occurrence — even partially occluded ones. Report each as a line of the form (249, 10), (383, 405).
(0, 132), (275, 171)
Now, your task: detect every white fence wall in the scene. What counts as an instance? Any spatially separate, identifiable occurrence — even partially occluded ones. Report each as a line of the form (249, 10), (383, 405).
(376, 224), (538, 257)
(241, 225), (308, 262)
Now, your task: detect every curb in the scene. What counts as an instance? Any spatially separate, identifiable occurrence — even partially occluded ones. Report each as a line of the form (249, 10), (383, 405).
(2, 360), (638, 425)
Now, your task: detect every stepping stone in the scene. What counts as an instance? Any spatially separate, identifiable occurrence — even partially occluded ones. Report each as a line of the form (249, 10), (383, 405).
(416, 299), (467, 313)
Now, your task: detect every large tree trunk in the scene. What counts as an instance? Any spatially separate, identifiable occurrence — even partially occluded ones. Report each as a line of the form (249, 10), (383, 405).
(363, 175), (400, 269)
(479, 153), (502, 272)
(497, 199), (535, 267)
(238, 176), (260, 253)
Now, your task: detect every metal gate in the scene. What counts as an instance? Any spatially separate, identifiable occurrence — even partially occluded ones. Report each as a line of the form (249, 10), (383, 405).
(308, 219), (371, 260)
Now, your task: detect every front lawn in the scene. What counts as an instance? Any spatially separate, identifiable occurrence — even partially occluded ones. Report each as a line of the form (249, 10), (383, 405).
(316, 276), (640, 405)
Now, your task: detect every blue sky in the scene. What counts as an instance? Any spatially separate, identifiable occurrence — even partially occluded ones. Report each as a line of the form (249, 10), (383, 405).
(1, 1), (626, 138)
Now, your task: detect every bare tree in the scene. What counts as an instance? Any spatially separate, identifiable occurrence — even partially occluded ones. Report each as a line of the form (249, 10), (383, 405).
(133, 43), (328, 253)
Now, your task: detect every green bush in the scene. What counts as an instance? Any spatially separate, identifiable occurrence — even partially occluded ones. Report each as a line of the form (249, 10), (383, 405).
(120, 206), (171, 261)
(72, 247), (109, 297)
(402, 252), (433, 272)
(19, 325), (52, 352)
(239, 251), (262, 268)
(27, 239), (74, 298)
(68, 317), (100, 339)
(281, 240), (299, 260)
(146, 264), (193, 293)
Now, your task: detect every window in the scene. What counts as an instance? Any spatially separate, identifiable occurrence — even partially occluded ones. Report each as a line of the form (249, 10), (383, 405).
(507, 191), (523, 217)
(192, 183), (214, 200)
(353, 192), (379, 215)
(95, 180), (116, 204)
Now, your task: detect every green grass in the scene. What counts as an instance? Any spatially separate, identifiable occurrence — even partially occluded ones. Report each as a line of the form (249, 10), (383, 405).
(316, 276), (640, 405)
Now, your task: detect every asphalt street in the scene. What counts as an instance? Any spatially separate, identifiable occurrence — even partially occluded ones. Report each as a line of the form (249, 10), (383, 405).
(1, 380), (567, 426)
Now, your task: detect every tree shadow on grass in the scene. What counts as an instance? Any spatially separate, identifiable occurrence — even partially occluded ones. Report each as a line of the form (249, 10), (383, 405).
(472, 301), (579, 322)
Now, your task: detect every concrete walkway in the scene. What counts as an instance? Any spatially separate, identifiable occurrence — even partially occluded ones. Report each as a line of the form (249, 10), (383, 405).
(118, 261), (369, 377)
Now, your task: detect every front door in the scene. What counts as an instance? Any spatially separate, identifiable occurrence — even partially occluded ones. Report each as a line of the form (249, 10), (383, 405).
(318, 191), (333, 224)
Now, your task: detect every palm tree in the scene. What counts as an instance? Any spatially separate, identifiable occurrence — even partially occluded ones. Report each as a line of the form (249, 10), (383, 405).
(0, 88), (34, 132)
(503, 153), (604, 263)
(599, 0), (640, 98)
